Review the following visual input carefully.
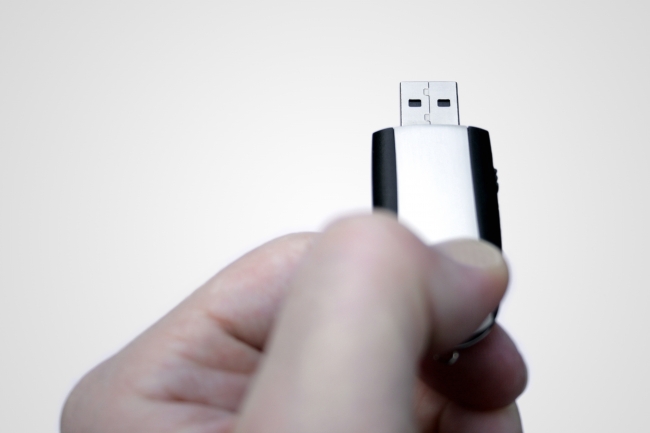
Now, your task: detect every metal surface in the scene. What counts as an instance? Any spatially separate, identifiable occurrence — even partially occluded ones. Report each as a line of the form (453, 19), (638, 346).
(394, 124), (495, 346)
(455, 312), (496, 349)
(393, 125), (478, 244)
(400, 81), (459, 126)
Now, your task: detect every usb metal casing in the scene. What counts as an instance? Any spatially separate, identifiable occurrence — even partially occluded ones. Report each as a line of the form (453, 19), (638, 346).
(372, 82), (501, 348)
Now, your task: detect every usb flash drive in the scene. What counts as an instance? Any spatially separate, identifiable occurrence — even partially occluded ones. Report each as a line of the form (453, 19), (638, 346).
(372, 82), (501, 348)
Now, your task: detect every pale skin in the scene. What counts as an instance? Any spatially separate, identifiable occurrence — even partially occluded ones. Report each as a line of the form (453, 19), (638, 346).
(61, 213), (527, 433)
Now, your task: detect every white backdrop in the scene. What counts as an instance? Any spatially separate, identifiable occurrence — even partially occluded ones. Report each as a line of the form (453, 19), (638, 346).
(1, 1), (648, 431)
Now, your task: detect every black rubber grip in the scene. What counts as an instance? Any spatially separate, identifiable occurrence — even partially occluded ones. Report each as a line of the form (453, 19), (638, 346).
(467, 127), (502, 250)
(372, 128), (398, 213)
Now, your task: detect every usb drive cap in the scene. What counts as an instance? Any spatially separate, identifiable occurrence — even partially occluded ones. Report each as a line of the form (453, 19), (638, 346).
(400, 81), (460, 126)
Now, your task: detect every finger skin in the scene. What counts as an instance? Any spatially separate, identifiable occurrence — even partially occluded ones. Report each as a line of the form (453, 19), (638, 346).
(197, 231), (317, 351)
(62, 213), (526, 433)
(437, 403), (523, 433)
(421, 324), (528, 411)
(234, 213), (513, 433)
(61, 232), (317, 433)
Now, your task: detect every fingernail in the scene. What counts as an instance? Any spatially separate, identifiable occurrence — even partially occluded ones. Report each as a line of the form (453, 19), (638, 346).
(436, 240), (503, 269)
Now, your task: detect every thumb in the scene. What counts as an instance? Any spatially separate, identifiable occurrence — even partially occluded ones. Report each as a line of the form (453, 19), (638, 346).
(235, 213), (508, 433)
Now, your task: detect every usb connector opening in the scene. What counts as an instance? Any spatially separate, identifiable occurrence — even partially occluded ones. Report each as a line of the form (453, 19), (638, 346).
(400, 81), (459, 126)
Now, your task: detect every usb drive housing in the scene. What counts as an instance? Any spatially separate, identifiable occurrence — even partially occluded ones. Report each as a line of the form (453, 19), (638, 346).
(372, 82), (501, 347)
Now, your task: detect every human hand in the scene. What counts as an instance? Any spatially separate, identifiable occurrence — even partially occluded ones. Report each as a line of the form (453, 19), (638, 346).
(61, 213), (526, 432)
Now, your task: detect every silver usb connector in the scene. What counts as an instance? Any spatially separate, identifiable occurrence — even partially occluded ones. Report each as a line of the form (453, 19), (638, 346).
(400, 81), (460, 126)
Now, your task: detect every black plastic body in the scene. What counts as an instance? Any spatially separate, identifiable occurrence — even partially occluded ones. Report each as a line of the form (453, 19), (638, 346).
(372, 126), (501, 250)
(371, 125), (502, 348)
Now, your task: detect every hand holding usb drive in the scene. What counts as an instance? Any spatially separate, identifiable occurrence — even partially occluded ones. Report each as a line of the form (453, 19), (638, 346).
(372, 82), (502, 349)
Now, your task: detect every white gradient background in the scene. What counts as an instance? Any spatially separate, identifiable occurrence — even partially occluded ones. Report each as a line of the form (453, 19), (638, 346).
(1, 1), (648, 431)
